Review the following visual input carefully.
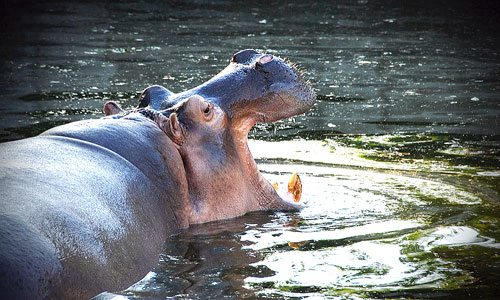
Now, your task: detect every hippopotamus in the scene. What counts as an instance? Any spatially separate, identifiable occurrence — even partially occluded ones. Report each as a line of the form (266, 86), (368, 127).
(0, 49), (315, 299)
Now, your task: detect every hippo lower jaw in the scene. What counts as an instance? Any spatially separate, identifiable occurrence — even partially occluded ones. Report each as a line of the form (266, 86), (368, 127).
(236, 132), (301, 211)
(183, 128), (301, 225)
(228, 102), (310, 215)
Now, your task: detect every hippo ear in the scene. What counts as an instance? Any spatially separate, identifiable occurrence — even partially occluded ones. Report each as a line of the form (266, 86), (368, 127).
(103, 101), (123, 116)
(152, 112), (182, 145)
(167, 113), (184, 145)
(137, 85), (173, 110)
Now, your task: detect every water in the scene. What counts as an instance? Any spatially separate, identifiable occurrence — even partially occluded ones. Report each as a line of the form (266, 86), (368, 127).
(1, 0), (499, 299)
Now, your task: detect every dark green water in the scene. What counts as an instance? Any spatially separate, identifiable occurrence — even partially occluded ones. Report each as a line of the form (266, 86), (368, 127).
(1, 1), (499, 299)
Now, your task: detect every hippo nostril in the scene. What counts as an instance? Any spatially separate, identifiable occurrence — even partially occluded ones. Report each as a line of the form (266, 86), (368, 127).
(258, 54), (274, 65)
(231, 49), (260, 63)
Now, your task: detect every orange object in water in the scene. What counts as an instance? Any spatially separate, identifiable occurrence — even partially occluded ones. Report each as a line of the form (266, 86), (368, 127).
(288, 241), (309, 249)
(288, 173), (302, 202)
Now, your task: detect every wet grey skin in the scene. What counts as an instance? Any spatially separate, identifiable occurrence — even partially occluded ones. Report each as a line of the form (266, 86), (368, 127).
(0, 49), (315, 299)
(137, 49), (315, 126)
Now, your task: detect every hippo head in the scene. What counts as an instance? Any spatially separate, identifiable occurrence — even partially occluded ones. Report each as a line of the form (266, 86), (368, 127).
(176, 49), (316, 138)
(139, 49), (315, 139)
(110, 50), (316, 224)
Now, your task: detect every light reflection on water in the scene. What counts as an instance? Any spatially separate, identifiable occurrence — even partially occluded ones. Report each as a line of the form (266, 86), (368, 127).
(246, 224), (498, 299)
(247, 241), (419, 290)
(238, 141), (495, 298)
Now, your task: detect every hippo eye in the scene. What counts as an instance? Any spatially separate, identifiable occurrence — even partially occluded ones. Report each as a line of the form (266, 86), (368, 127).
(202, 103), (214, 121)
(204, 105), (211, 115)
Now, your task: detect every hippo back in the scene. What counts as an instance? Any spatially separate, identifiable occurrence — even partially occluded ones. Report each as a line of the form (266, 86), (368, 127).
(0, 115), (188, 299)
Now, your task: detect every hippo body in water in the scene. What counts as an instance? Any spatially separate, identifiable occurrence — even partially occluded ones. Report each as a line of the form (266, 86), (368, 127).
(0, 50), (315, 299)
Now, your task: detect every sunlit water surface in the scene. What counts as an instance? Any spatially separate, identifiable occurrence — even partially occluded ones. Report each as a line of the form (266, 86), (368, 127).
(1, 0), (499, 299)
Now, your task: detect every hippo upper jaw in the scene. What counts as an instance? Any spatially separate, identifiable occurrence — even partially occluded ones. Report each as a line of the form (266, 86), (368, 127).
(221, 50), (316, 140)
(165, 50), (316, 132)
(217, 50), (316, 127)
(231, 89), (315, 140)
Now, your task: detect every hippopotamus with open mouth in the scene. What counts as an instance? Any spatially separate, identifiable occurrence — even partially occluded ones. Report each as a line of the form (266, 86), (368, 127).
(0, 49), (315, 299)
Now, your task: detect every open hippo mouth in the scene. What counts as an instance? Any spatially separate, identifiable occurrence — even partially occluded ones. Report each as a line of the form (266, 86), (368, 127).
(211, 49), (316, 208)
(110, 49), (316, 222)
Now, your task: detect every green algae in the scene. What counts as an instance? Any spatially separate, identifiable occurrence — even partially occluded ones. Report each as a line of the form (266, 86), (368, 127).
(329, 133), (500, 171)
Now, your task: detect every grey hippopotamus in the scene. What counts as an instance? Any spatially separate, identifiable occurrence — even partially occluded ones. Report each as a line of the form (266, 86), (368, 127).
(0, 49), (315, 299)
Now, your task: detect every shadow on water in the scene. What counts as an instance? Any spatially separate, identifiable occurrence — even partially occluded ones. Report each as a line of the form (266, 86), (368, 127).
(1, 0), (500, 299)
